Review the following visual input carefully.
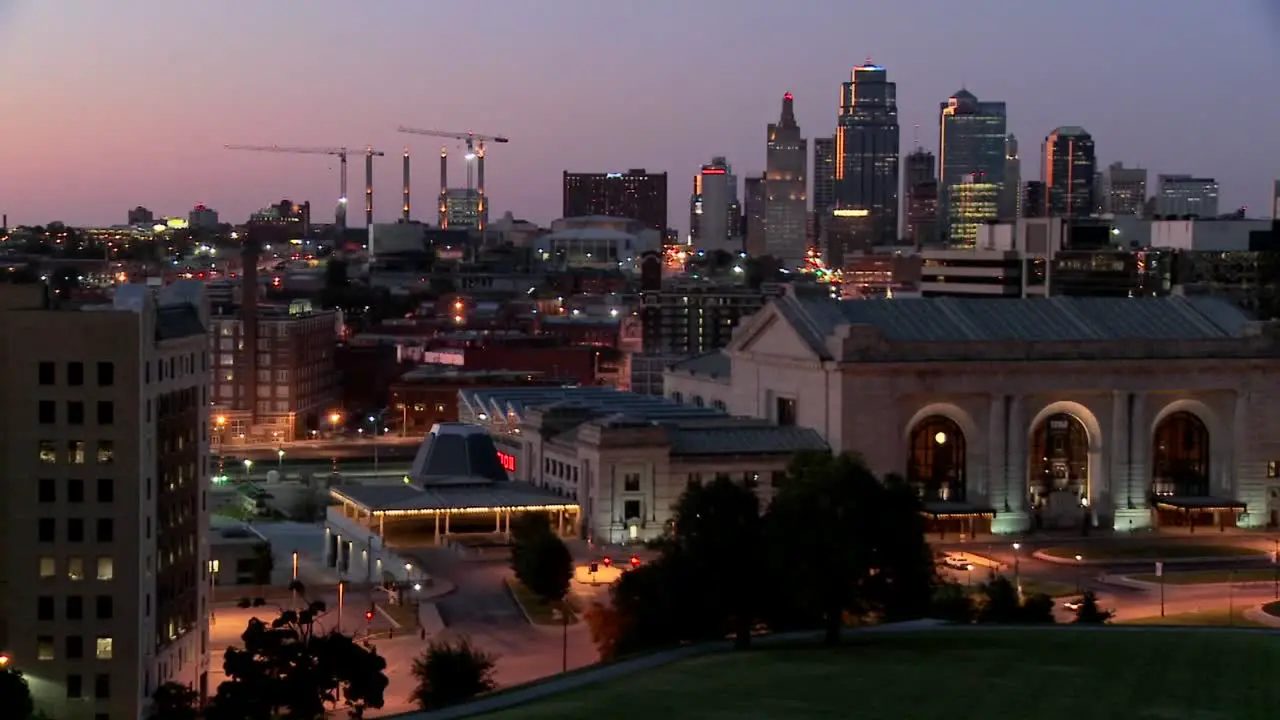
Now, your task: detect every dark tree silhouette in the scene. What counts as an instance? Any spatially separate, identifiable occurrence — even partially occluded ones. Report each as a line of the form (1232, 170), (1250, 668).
(147, 682), (200, 720)
(410, 636), (497, 711)
(0, 668), (35, 720)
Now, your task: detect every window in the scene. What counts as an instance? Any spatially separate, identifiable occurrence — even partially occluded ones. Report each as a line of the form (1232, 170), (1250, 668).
(68, 361), (84, 386)
(39, 440), (57, 464)
(37, 636), (54, 661)
(97, 478), (114, 503)
(97, 401), (114, 425)
(66, 635), (83, 659)
(94, 673), (110, 700)
(95, 595), (113, 620)
(97, 518), (114, 543)
(38, 400), (56, 424)
(68, 518), (85, 543)
(68, 440), (86, 465)
(66, 595), (83, 620)
(66, 673), (82, 698)
(96, 441), (114, 465)
(95, 637), (113, 660)
(776, 397), (797, 426)
(38, 361), (55, 385)
(67, 401), (84, 425)
(97, 557), (114, 581)
(623, 499), (641, 520)
(97, 362), (114, 387)
(38, 518), (55, 543)
(68, 556), (85, 581)
(39, 556), (55, 578)
(37, 596), (54, 621)
(623, 473), (641, 492)
(38, 478), (55, 503)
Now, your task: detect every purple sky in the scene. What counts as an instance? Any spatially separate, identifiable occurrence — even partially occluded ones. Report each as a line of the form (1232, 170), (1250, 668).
(2, 0), (1278, 232)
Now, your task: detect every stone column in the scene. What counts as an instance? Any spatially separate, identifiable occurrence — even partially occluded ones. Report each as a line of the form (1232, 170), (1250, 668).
(985, 394), (1005, 507)
(993, 395), (1029, 534)
(1233, 391), (1260, 527)
(433, 513), (440, 545)
(1115, 391), (1151, 531)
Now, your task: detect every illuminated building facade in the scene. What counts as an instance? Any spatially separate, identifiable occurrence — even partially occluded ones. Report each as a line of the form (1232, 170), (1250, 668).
(562, 170), (669, 232)
(1000, 135), (1022, 221)
(442, 189), (482, 229)
(744, 175), (767, 257)
(1042, 126), (1097, 219)
(904, 149), (938, 247)
(939, 89), (1006, 246)
(812, 136), (837, 237)
(765, 92), (808, 266)
(689, 157), (740, 251)
(1106, 162), (1148, 216)
(835, 63), (899, 247)
(1155, 174), (1220, 219)
(946, 173), (1001, 247)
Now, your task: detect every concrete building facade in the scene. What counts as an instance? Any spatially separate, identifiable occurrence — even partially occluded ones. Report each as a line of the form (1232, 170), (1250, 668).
(664, 289), (1280, 534)
(0, 281), (211, 720)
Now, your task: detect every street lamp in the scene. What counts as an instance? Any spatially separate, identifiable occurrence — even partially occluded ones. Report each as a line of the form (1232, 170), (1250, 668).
(0, 653), (9, 668)
(965, 563), (974, 587)
(243, 459), (253, 481)
(1012, 542), (1022, 598)
(277, 448), (285, 467)
(1074, 554), (1084, 593)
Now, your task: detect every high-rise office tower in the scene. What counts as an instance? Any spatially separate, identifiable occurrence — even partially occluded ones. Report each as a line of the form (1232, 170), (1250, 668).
(744, 175), (767, 257)
(1155, 174), (1219, 218)
(689, 157), (739, 250)
(938, 89), (1006, 246)
(765, 92), (808, 265)
(1272, 180), (1280, 220)
(835, 63), (900, 246)
(0, 281), (211, 720)
(903, 148), (938, 246)
(1000, 135), (1022, 221)
(1106, 162), (1148, 216)
(562, 169), (668, 231)
(812, 136), (837, 233)
(1023, 181), (1047, 218)
(1042, 127), (1097, 219)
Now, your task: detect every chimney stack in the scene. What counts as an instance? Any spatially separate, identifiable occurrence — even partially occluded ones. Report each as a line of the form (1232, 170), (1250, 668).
(402, 149), (411, 222)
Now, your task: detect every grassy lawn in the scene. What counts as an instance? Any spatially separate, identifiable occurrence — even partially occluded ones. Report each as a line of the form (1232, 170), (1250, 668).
(1041, 542), (1263, 561)
(1128, 568), (1280, 585)
(477, 630), (1280, 719)
(1120, 607), (1268, 628)
(1018, 579), (1078, 597)
(505, 578), (578, 626)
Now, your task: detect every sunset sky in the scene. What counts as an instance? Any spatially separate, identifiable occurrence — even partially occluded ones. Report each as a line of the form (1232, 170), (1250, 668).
(2, 0), (1278, 231)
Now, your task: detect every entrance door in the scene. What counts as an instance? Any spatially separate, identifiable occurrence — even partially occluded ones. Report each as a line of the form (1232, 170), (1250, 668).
(1030, 413), (1090, 530)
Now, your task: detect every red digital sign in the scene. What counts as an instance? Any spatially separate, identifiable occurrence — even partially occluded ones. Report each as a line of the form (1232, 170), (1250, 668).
(496, 451), (516, 472)
(701, 168), (726, 175)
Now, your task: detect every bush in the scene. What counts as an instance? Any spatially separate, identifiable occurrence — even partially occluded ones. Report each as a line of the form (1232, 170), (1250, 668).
(410, 636), (497, 711)
(1073, 591), (1113, 624)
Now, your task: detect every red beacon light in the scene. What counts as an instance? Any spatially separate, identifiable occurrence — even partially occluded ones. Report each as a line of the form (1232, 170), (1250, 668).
(630, 555), (641, 569)
(365, 610), (374, 621)
(601, 557), (612, 568)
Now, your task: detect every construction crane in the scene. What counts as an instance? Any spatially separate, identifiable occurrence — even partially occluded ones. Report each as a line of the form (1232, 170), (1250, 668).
(224, 145), (387, 237)
(396, 128), (509, 235)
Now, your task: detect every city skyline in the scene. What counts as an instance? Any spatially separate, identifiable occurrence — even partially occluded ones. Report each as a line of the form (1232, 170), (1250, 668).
(1, 0), (1278, 231)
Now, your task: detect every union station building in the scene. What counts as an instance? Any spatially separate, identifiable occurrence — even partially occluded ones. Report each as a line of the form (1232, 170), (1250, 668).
(664, 288), (1280, 534)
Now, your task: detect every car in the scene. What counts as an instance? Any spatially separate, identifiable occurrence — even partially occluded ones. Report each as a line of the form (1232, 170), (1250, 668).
(1062, 599), (1083, 611)
(943, 554), (972, 570)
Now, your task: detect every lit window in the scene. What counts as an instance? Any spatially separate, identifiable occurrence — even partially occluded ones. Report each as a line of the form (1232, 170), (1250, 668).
(68, 440), (86, 465)
(96, 441), (114, 465)
(97, 557), (114, 581)
(37, 636), (54, 660)
(39, 440), (57, 464)
(39, 556), (56, 579)
(68, 556), (85, 581)
(95, 637), (113, 660)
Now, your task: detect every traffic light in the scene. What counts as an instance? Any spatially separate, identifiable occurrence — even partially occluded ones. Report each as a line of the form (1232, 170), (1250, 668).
(602, 557), (612, 568)
(630, 555), (641, 569)
(365, 607), (374, 622)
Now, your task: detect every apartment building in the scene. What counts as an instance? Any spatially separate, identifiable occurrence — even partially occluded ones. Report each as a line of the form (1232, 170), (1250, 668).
(0, 281), (211, 719)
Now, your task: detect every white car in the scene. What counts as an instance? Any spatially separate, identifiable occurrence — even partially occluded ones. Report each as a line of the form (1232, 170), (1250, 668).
(1062, 599), (1083, 611)
(943, 554), (972, 570)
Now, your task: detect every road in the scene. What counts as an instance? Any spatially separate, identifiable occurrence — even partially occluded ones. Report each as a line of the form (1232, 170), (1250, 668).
(216, 441), (421, 464)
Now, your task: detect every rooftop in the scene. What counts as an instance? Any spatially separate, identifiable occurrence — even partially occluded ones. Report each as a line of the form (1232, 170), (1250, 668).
(460, 386), (724, 423)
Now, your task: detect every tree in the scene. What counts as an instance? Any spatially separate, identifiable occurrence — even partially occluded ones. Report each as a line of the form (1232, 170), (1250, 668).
(930, 581), (976, 624)
(976, 577), (1055, 624)
(0, 668), (35, 720)
(510, 524), (574, 671)
(207, 601), (387, 720)
(582, 601), (628, 661)
(410, 636), (497, 711)
(147, 682), (200, 720)
(1073, 591), (1113, 624)
(764, 452), (935, 643)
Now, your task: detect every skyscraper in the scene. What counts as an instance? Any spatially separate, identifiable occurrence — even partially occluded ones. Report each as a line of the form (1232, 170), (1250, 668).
(904, 148), (938, 246)
(1106, 162), (1148, 216)
(562, 169), (668, 231)
(765, 92), (808, 265)
(1042, 127), (1097, 219)
(812, 136), (836, 223)
(689, 156), (740, 250)
(744, 175), (767, 257)
(835, 63), (899, 247)
(1000, 135), (1022, 220)
(938, 89), (1006, 246)
(1155, 174), (1219, 218)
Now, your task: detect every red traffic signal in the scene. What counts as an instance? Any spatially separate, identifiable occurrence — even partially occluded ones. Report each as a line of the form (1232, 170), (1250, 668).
(601, 557), (612, 567)
(365, 610), (374, 621)
(630, 555), (641, 568)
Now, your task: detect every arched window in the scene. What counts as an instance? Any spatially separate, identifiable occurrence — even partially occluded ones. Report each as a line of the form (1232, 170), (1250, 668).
(1152, 411), (1210, 497)
(908, 416), (966, 502)
(1028, 413), (1090, 504)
